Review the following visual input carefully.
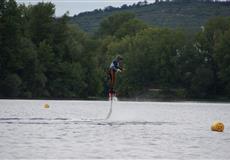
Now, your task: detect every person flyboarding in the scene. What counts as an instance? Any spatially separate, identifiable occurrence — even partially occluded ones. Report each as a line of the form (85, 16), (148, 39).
(108, 55), (123, 98)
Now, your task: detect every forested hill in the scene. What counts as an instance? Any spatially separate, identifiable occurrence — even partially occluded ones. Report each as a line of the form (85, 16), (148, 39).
(70, 1), (230, 33)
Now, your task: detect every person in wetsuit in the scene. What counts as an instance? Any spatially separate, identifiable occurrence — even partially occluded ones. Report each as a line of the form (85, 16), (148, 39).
(108, 55), (123, 97)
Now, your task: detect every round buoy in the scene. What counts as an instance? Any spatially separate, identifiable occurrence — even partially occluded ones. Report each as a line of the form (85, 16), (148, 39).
(44, 104), (50, 108)
(211, 121), (224, 132)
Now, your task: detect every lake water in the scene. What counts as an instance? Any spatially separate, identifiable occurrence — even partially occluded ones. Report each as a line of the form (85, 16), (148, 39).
(0, 99), (230, 159)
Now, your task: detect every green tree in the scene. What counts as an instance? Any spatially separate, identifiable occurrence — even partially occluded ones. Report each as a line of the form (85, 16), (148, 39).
(214, 26), (230, 96)
(98, 12), (136, 37)
(196, 17), (230, 97)
(49, 62), (85, 98)
(0, 0), (23, 96)
(115, 18), (148, 38)
(1, 74), (22, 97)
(18, 37), (38, 97)
(28, 2), (55, 45)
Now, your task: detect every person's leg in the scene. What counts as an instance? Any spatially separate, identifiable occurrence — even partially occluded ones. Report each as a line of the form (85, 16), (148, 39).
(110, 69), (116, 93)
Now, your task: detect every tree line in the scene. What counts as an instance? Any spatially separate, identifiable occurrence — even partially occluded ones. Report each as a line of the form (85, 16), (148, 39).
(1, 0), (230, 99)
(0, 0), (102, 98)
(72, 0), (230, 34)
(76, 0), (230, 17)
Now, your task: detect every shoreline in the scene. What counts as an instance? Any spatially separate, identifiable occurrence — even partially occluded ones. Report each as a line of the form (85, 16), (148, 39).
(0, 97), (230, 103)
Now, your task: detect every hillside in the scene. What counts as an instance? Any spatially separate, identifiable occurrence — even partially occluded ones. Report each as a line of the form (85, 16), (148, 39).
(69, 1), (230, 33)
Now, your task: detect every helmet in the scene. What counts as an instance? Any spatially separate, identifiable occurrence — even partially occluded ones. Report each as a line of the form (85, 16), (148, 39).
(116, 55), (123, 60)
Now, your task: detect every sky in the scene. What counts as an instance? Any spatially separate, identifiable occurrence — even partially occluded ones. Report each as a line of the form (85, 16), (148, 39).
(16, 0), (156, 16)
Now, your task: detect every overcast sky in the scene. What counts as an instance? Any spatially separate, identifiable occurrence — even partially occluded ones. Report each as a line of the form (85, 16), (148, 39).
(16, 0), (156, 16)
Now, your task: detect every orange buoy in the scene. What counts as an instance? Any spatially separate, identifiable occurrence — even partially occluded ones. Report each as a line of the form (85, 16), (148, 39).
(211, 121), (224, 132)
(44, 103), (50, 108)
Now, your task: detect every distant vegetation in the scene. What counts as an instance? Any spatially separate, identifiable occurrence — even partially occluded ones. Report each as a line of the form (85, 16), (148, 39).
(1, 0), (230, 100)
(0, 0), (102, 98)
(70, 0), (230, 33)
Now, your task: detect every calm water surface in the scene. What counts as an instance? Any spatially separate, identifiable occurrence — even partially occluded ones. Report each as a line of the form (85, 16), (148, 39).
(0, 100), (230, 159)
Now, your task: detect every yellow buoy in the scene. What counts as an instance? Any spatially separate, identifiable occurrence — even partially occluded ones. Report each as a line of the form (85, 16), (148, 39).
(44, 103), (50, 108)
(211, 121), (224, 132)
